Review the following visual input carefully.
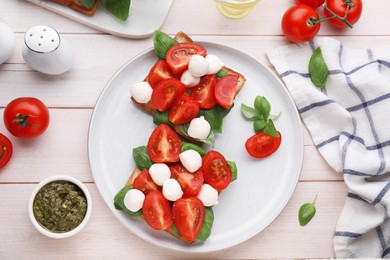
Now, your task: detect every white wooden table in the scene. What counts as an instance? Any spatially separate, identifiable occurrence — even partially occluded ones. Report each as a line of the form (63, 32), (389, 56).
(0, 0), (387, 258)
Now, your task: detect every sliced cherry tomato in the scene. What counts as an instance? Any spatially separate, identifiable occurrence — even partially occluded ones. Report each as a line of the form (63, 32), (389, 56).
(147, 60), (175, 88)
(202, 150), (232, 190)
(133, 169), (161, 195)
(245, 131), (282, 158)
(189, 74), (218, 109)
(147, 124), (181, 163)
(142, 191), (173, 230)
(296, 0), (324, 9)
(172, 197), (205, 242)
(324, 0), (363, 28)
(170, 163), (204, 197)
(3, 97), (50, 138)
(281, 4), (320, 43)
(214, 74), (238, 109)
(166, 43), (207, 76)
(151, 78), (186, 112)
(168, 94), (200, 125)
(0, 133), (13, 169)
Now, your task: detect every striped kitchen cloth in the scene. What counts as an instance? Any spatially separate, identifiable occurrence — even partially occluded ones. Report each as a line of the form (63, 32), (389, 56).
(266, 37), (390, 258)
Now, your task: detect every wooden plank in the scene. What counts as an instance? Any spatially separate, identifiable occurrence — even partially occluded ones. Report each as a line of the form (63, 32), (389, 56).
(0, 181), (347, 259)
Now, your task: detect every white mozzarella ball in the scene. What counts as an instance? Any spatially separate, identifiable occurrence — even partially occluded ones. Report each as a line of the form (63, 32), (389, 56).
(123, 189), (145, 212)
(149, 163), (171, 186)
(179, 149), (202, 173)
(163, 179), (183, 201)
(0, 23), (15, 65)
(197, 184), (219, 207)
(130, 82), (153, 103)
(180, 69), (200, 87)
(188, 55), (209, 77)
(206, 55), (224, 75)
(187, 116), (211, 140)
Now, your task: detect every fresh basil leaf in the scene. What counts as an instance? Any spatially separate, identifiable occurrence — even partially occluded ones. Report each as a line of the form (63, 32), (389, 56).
(171, 224), (182, 237)
(181, 141), (206, 157)
(153, 110), (173, 127)
(114, 185), (143, 217)
(100, 0), (131, 21)
(298, 195), (317, 226)
(199, 104), (233, 134)
(254, 96), (271, 120)
(153, 31), (178, 60)
(241, 103), (262, 121)
(263, 119), (279, 137)
(216, 68), (228, 79)
(78, 0), (95, 9)
(132, 146), (153, 170)
(197, 207), (214, 241)
(227, 160), (237, 182)
(254, 119), (267, 133)
(309, 47), (329, 89)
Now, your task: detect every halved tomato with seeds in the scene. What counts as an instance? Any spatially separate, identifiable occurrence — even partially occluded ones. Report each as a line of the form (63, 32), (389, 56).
(147, 124), (181, 163)
(190, 74), (218, 109)
(142, 191), (173, 230)
(202, 150), (232, 190)
(166, 43), (207, 76)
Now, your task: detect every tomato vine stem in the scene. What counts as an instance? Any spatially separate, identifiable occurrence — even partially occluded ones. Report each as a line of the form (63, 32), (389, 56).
(320, 0), (354, 28)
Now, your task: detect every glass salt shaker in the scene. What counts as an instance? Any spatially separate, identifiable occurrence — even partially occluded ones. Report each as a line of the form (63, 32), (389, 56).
(22, 25), (74, 75)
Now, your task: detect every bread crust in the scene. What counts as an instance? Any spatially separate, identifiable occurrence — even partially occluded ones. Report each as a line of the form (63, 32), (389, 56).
(48, 0), (98, 16)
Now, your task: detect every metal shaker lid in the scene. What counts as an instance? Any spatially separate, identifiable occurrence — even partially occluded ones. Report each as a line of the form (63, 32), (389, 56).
(24, 25), (60, 53)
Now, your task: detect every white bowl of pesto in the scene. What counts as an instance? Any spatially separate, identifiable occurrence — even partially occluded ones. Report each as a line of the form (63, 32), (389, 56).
(28, 175), (92, 239)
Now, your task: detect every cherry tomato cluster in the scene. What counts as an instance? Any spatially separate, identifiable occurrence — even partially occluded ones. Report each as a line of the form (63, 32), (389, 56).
(0, 97), (50, 169)
(282, 0), (363, 43)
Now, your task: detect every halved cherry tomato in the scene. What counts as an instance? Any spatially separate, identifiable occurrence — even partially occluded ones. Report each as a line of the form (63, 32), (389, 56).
(166, 43), (207, 76)
(133, 169), (161, 195)
(296, 0), (324, 9)
(168, 94), (200, 125)
(214, 74), (238, 109)
(0, 133), (13, 169)
(324, 0), (363, 28)
(147, 60), (175, 88)
(245, 131), (282, 158)
(151, 78), (186, 112)
(170, 163), (204, 197)
(142, 191), (173, 230)
(202, 150), (232, 190)
(189, 74), (218, 109)
(172, 197), (205, 242)
(147, 124), (181, 163)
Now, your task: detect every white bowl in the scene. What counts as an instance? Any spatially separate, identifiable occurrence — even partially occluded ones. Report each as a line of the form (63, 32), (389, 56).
(28, 175), (92, 239)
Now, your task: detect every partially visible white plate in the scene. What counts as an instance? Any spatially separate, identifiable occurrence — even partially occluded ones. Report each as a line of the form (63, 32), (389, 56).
(88, 42), (303, 252)
(25, 0), (173, 38)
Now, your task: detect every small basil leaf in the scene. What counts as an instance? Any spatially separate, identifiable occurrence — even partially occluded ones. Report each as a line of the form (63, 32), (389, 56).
(199, 105), (233, 134)
(263, 119), (279, 137)
(153, 31), (178, 60)
(298, 195), (317, 226)
(309, 47), (329, 89)
(254, 96), (271, 120)
(153, 110), (173, 127)
(254, 119), (267, 133)
(100, 0), (131, 21)
(216, 68), (228, 79)
(227, 160), (237, 182)
(78, 0), (95, 9)
(197, 207), (214, 241)
(181, 141), (206, 157)
(114, 185), (143, 217)
(241, 104), (262, 121)
(132, 146), (153, 170)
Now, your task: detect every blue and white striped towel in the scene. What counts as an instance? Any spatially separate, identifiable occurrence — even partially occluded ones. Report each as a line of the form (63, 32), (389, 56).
(266, 37), (390, 258)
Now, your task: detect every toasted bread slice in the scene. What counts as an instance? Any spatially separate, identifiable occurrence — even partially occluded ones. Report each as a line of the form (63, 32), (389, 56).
(48, 0), (98, 16)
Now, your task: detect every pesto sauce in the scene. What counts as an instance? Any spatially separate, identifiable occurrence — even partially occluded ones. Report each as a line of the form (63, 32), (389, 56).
(33, 180), (88, 233)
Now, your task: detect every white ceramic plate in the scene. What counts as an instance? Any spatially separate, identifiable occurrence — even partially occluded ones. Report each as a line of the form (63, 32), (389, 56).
(25, 0), (173, 38)
(88, 42), (303, 252)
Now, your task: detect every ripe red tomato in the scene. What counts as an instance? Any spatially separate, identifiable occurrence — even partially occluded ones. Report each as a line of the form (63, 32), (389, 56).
(147, 124), (181, 163)
(172, 197), (205, 242)
(166, 43), (207, 76)
(214, 74), (238, 109)
(0, 133), (13, 169)
(142, 191), (173, 230)
(202, 150), (232, 190)
(4, 97), (50, 138)
(296, 0), (324, 9)
(245, 132), (282, 158)
(281, 4), (320, 43)
(151, 78), (186, 112)
(133, 169), (161, 195)
(168, 94), (200, 125)
(147, 60), (174, 88)
(170, 163), (204, 197)
(189, 74), (218, 109)
(324, 0), (363, 28)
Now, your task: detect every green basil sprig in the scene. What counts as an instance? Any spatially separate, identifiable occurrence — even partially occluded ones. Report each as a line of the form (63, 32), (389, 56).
(100, 0), (131, 21)
(309, 47), (329, 89)
(197, 207), (214, 241)
(114, 185), (143, 217)
(132, 146), (153, 170)
(181, 141), (206, 157)
(298, 195), (318, 226)
(153, 31), (178, 60)
(153, 110), (173, 127)
(227, 160), (238, 182)
(198, 104), (233, 134)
